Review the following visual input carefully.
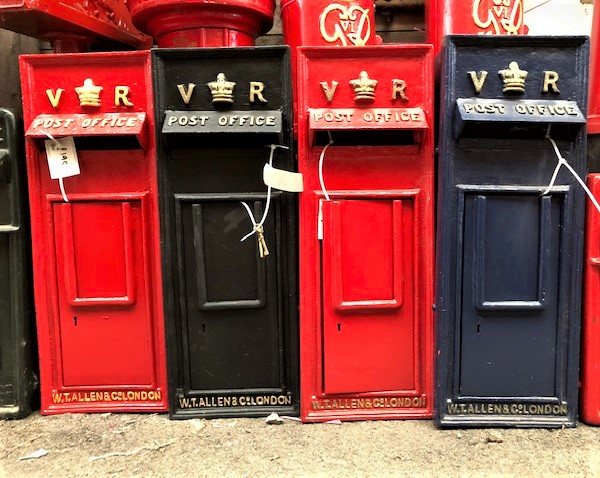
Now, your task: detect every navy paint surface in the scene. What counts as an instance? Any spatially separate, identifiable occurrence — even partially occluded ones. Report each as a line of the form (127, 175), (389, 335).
(436, 36), (589, 427)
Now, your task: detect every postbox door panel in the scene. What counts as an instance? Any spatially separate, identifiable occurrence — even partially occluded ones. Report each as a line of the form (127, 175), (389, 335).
(52, 198), (154, 387)
(322, 198), (415, 395)
(177, 195), (284, 393)
(458, 192), (563, 399)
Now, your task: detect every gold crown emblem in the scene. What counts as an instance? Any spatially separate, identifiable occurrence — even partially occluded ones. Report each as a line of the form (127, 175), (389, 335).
(75, 78), (103, 107)
(349, 70), (378, 103)
(498, 61), (528, 94)
(207, 73), (236, 105)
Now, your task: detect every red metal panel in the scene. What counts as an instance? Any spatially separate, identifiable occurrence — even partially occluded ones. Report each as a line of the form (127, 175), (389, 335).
(297, 45), (434, 422)
(128, 0), (274, 47)
(19, 51), (167, 414)
(581, 175), (600, 424)
(426, 0), (527, 57)
(0, 0), (150, 51)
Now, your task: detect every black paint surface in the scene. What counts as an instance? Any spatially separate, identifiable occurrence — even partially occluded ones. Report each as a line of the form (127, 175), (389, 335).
(436, 36), (589, 428)
(153, 47), (298, 418)
(0, 108), (36, 419)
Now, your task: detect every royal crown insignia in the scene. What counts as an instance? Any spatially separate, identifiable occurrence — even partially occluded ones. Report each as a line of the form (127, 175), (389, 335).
(350, 70), (378, 103)
(498, 61), (528, 94)
(207, 73), (236, 105)
(75, 78), (103, 107)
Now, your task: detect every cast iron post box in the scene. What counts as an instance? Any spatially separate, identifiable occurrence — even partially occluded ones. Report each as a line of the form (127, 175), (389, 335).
(297, 45), (434, 422)
(426, 0), (527, 57)
(0, 0), (150, 52)
(436, 36), (588, 428)
(0, 108), (36, 419)
(152, 47), (298, 418)
(129, 0), (274, 48)
(581, 6), (600, 426)
(20, 51), (168, 414)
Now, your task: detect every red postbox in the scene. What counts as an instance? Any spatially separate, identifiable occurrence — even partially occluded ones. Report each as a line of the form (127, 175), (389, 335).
(19, 51), (167, 414)
(426, 0), (527, 56)
(128, 0), (274, 48)
(0, 0), (150, 52)
(297, 45), (434, 422)
(581, 6), (600, 426)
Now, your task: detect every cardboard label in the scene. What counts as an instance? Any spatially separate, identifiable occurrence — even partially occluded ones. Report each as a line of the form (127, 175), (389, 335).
(44, 137), (80, 180)
(263, 163), (304, 192)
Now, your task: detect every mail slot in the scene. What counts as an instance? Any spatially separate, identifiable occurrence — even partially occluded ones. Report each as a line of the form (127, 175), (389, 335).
(426, 0), (527, 56)
(0, 0), (150, 52)
(297, 45), (434, 422)
(436, 36), (588, 428)
(20, 52), (167, 414)
(581, 6), (600, 426)
(129, 0), (274, 48)
(152, 47), (298, 418)
(0, 108), (36, 419)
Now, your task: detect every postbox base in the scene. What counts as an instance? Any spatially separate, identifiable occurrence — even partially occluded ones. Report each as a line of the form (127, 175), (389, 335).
(437, 416), (576, 429)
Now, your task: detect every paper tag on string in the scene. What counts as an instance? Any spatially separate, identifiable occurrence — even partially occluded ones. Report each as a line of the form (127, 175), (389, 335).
(263, 163), (304, 192)
(45, 137), (80, 179)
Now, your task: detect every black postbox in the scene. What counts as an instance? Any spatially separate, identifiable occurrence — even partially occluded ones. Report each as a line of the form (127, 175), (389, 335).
(436, 36), (588, 428)
(0, 108), (36, 419)
(153, 47), (298, 418)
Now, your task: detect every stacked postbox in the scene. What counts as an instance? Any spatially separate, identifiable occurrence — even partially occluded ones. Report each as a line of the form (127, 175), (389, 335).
(0, 0), (598, 431)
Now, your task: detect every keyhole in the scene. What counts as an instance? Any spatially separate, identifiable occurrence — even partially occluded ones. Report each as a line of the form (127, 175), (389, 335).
(337, 323), (341, 332)
(73, 316), (78, 327)
(476, 323), (481, 334)
(201, 324), (206, 332)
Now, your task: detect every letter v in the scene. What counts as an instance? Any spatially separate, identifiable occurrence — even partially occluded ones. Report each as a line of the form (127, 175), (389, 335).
(177, 83), (196, 104)
(46, 88), (64, 108)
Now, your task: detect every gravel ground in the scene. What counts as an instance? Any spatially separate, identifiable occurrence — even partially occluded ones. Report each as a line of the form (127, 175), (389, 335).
(1, 413), (599, 477)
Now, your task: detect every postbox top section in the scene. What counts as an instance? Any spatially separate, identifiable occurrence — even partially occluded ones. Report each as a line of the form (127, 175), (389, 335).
(426, 0), (527, 57)
(153, 47), (291, 135)
(20, 52), (153, 145)
(445, 36), (589, 136)
(298, 45), (433, 131)
(0, 0), (151, 51)
(129, 0), (274, 47)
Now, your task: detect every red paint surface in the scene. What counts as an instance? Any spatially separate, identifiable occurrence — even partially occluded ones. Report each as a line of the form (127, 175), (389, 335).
(581, 175), (600, 424)
(297, 46), (434, 422)
(426, 0), (527, 57)
(0, 0), (150, 51)
(20, 52), (167, 414)
(281, 0), (379, 132)
(589, 7), (600, 134)
(128, 0), (274, 47)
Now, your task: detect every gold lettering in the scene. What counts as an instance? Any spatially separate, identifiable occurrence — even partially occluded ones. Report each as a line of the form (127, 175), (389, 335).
(320, 81), (339, 103)
(114, 86), (134, 107)
(249, 82), (268, 103)
(177, 83), (196, 105)
(46, 88), (64, 108)
(391, 79), (409, 101)
(542, 71), (560, 93)
(468, 71), (488, 94)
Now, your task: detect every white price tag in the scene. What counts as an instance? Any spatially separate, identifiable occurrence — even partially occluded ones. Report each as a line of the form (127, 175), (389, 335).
(45, 137), (80, 180)
(263, 163), (304, 192)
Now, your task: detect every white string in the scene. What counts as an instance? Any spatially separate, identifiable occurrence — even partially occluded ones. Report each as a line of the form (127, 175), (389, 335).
(42, 130), (69, 203)
(318, 132), (334, 240)
(240, 145), (290, 256)
(542, 125), (600, 214)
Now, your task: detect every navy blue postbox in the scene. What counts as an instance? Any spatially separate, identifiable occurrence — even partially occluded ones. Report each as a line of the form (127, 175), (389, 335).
(0, 108), (36, 419)
(436, 36), (588, 428)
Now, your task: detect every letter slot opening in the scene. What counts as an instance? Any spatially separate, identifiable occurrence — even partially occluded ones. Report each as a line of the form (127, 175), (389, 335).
(313, 130), (420, 147)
